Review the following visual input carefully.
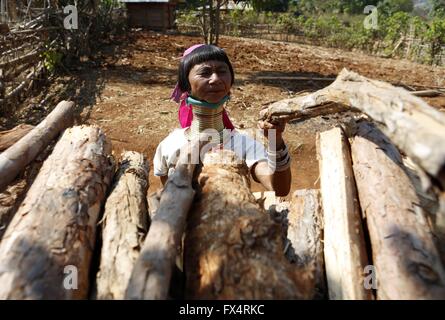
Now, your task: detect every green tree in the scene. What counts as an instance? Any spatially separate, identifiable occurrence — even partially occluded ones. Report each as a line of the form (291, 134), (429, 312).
(429, 0), (445, 11)
(377, 0), (414, 15)
(248, 0), (289, 12)
(295, 0), (379, 14)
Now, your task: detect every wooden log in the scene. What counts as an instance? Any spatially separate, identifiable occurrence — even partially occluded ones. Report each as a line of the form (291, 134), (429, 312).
(0, 143), (52, 241)
(287, 189), (326, 299)
(350, 121), (445, 299)
(184, 149), (310, 299)
(261, 69), (445, 188)
(96, 151), (150, 300)
(401, 156), (445, 272)
(0, 100), (74, 193)
(317, 127), (371, 300)
(402, 156), (441, 223)
(0, 125), (114, 299)
(125, 140), (197, 300)
(146, 189), (184, 300)
(0, 124), (34, 152)
(257, 76), (336, 82)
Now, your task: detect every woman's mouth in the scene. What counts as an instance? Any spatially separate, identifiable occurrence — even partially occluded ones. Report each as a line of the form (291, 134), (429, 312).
(207, 90), (224, 94)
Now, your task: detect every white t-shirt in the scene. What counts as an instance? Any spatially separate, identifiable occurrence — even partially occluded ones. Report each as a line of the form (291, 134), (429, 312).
(153, 128), (268, 177)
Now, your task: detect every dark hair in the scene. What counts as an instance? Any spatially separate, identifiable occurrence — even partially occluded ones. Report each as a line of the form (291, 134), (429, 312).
(178, 45), (235, 93)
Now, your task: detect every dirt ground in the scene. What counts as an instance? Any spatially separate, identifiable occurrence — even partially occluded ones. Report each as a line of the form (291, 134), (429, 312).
(3, 30), (445, 198)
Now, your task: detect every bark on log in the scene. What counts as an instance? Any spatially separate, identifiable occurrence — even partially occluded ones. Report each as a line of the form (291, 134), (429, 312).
(402, 156), (445, 263)
(317, 127), (371, 300)
(0, 125), (114, 299)
(184, 150), (310, 299)
(350, 121), (445, 299)
(125, 141), (197, 300)
(96, 151), (150, 300)
(261, 69), (445, 188)
(0, 124), (34, 152)
(0, 100), (74, 193)
(437, 194), (445, 268)
(286, 189), (326, 299)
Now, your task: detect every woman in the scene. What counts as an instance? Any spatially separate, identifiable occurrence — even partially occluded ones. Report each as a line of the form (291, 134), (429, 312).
(153, 44), (291, 196)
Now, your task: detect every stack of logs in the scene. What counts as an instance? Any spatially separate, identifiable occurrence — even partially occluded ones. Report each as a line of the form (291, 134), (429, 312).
(0, 14), (52, 112)
(0, 69), (444, 299)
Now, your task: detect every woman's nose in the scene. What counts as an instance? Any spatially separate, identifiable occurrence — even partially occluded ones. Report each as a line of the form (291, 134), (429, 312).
(209, 72), (222, 84)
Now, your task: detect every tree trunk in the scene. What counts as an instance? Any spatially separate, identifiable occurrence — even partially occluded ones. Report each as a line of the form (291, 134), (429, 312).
(0, 125), (114, 299)
(7, 0), (17, 22)
(287, 189), (326, 299)
(260, 69), (445, 188)
(0, 124), (34, 152)
(125, 141), (197, 300)
(214, 0), (221, 46)
(208, 0), (214, 44)
(317, 127), (371, 300)
(0, 100), (74, 193)
(201, 3), (208, 44)
(185, 150), (309, 299)
(96, 151), (150, 300)
(350, 121), (445, 299)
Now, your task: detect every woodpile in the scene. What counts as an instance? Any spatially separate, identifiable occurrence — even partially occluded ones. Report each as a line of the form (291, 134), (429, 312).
(184, 150), (310, 299)
(0, 100), (74, 192)
(0, 2), (126, 114)
(0, 67), (444, 300)
(261, 69), (445, 300)
(0, 124), (114, 299)
(350, 121), (445, 299)
(0, 13), (51, 111)
(125, 141), (197, 300)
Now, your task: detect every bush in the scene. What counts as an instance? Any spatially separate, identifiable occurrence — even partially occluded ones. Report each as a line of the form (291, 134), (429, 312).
(176, 5), (445, 66)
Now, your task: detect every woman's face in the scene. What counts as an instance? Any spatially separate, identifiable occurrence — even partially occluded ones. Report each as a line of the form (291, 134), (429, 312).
(188, 60), (232, 103)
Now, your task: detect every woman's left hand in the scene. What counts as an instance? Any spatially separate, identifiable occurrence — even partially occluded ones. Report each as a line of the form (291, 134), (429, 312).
(258, 119), (286, 148)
